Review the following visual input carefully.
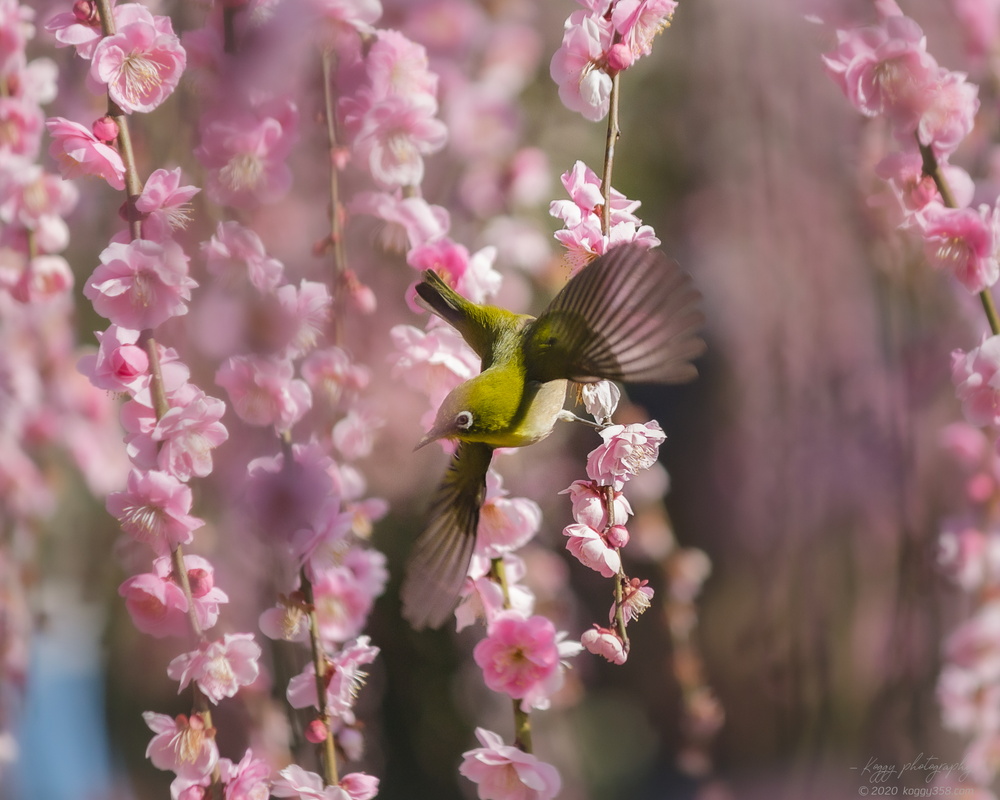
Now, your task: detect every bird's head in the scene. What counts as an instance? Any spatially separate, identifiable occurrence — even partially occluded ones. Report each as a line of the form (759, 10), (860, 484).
(415, 381), (481, 450)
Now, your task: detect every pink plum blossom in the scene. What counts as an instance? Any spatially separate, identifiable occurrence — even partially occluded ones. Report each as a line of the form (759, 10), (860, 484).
(459, 727), (561, 800)
(259, 593), (311, 642)
(0, 97), (43, 158)
(940, 421), (989, 468)
(336, 773), (379, 800)
(195, 102), (298, 208)
(563, 522), (621, 577)
(952, 336), (1000, 427)
(167, 632), (262, 704)
(44, 1), (102, 57)
(143, 711), (219, 781)
(917, 69), (979, 158)
(561, 479), (633, 530)
(83, 238), (197, 329)
(273, 280), (332, 358)
(456, 553), (535, 631)
(45, 116), (125, 189)
(215, 354), (312, 431)
(178, 555), (228, 627)
(202, 220), (284, 292)
(272, 764), (379, 800)
(120, 553), (228, 637)
(44, 0), (154, 60)
(938, 522), (1000, 593)
(938, 664), (1000, 734)
(456, 574), (530, 632)
(874, 151), (974, 220)
(219, 748), (272, 800)
(615, 577), (654, 624)
(106, 468), (203, 556)
(77, 325), (148, 394)
(822, 15), (938, 133)
(332, 408), (381, 460)
(301, 347), (370, 407)
(366, 28), (438, 105)
(0, 164), (77, 249)
(151, 386), (229, 481)
(290, 498), (354, 571)
(118, 567), (189, 637)
(10, 254), (73, 302)
(89, 13), (186, 113)
(271, 765), (330, 800)
(15, 55), (59, 107)
(350, 190), (450, 251)
(666, 547), (712, 603)
(473, 610), (568, 711)
(554, 212), (660, 271)
(243, 444), (335, 540)
(611, 0), (678, 61)
(135, 167), (200, 241)
(586, 420), (666, 490)
(945, 602), (1000, 683)
(407, 238), (503, 304)
(550, 10), (614, 121)
(349, 93), (448, 189)
(550, 161), (659, 268)
(286, 637), (379, 724)
(476, 470), (542, 558)
(308, 0), (382, 36)
(391, 323), (480, 409)
(581, 625), (628, 664)
(310, 563), (381, 643)
(0, 0), (31, 75)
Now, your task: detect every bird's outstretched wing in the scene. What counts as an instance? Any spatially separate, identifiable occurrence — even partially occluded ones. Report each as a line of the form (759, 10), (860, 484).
(402, 441), (494, 629)
(524, 244), (706, 384)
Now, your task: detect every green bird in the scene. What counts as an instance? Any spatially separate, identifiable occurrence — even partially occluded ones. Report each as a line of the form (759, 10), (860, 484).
(402, 243), (706, 629)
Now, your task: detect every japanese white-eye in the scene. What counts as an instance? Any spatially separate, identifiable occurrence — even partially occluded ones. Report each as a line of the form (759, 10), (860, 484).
(402, 243), (706, 629)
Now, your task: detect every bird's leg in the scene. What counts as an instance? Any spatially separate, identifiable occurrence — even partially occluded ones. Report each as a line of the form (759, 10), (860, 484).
(556, 409), (605, 429)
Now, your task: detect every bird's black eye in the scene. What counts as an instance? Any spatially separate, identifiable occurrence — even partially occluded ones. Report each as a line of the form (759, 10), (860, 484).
(455, 410), (474, 430)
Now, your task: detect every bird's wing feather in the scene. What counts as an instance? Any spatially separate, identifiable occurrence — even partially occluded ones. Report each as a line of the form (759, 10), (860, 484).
(415, 271), (502, 365)
(525, 244), (706, 384)
(401, 441), (494, 629)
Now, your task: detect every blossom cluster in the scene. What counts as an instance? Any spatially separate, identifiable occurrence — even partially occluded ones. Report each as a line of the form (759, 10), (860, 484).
(39, 0), (390, 796)
(0, 0), (131, 774)
(551, 0), (679, 121)
(564, 394), (663, 664)
(550, 159), (659, 271)
(936, 424), (1000, 790)
(823, 4), (993, 293)
(824, 4), (1000, 796)
(1, 0), (74, 302)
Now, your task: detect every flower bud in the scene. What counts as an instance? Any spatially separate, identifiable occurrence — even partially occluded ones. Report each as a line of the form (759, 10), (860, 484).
(73, 0), (98, 24)
(92, 115), (119, 143)
(606, 524), (629, 548)
(305, 719), (328, 743)
(607, 43), (634, 72)
(581, 626), (627, 664)
(345, 271), (377, 314)
(187, 567), (213, 598)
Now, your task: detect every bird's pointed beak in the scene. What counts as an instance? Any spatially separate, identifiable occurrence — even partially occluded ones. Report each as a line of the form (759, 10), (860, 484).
(414, 431), (437, 451)
(415, 416), (459, 451)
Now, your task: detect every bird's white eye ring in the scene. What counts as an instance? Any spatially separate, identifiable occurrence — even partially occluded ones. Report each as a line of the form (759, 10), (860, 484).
(455, 410), (474, 430)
